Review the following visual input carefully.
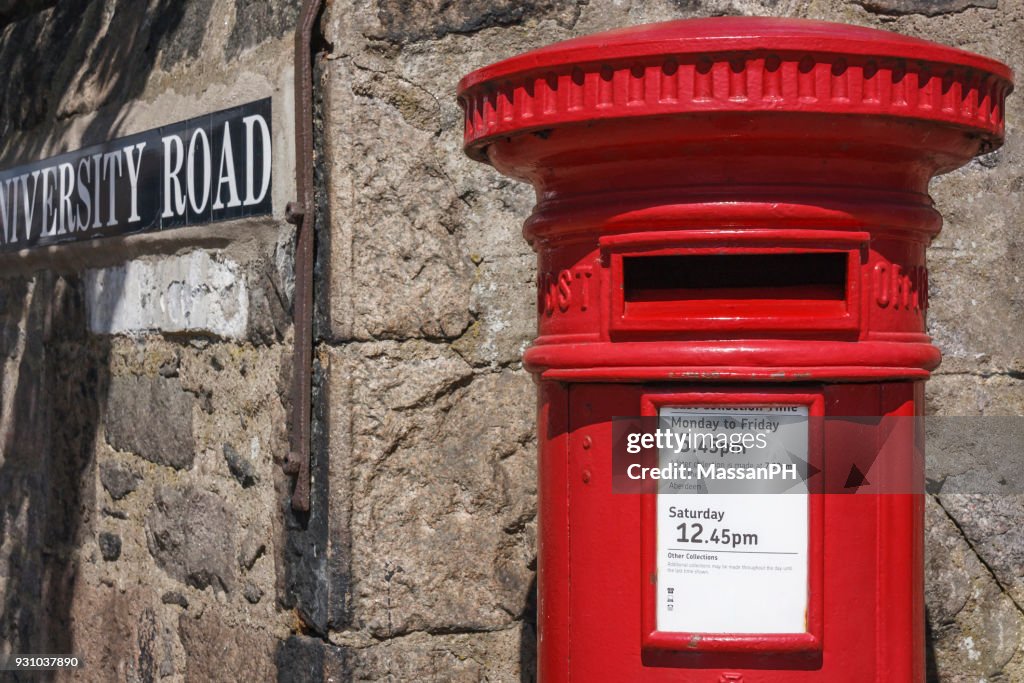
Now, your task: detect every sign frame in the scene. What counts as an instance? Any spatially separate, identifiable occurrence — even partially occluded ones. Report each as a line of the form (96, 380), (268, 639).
(639, 388), (825, 661)
(0, 98), (273, 253)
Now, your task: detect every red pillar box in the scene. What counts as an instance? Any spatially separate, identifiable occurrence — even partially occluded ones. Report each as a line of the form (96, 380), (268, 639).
(459, 18), (1011, 682)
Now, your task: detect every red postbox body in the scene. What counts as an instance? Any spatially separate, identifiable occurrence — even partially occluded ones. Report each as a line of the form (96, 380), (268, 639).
(459, 18), (1012, 682)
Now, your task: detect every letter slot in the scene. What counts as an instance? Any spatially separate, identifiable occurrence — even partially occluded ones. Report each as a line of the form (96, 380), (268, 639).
(608, 243), (862, 335)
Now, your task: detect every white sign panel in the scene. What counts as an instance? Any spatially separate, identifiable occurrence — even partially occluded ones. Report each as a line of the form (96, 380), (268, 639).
(656, 405), (809, 634)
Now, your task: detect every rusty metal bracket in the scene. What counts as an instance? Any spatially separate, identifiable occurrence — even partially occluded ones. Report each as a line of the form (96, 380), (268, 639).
(285, 0), (324, 513)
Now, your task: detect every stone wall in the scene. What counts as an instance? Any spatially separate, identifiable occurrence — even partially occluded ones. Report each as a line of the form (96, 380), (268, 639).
(0, 0), (1020, 681)
(0, 1), (300, 681)
(314, 0), (1023, 680)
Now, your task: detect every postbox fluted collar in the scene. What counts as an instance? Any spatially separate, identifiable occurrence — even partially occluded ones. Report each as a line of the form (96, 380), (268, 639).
(458, 17), (1014, 162)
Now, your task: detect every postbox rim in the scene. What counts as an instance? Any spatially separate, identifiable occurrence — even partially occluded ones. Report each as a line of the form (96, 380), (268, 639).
(458, 17), (1013, 163)
(457, 17), (1013, 93)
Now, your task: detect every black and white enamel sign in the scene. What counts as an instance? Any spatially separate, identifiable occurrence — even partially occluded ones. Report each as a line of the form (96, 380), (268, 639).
(0, 98), (272, 252)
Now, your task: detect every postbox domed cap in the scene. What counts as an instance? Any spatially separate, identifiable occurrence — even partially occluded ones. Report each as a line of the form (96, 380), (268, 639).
(458, 17), (1014, 162)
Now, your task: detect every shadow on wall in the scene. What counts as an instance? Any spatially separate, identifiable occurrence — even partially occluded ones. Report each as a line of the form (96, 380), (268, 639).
(0, 0), (215, 166)
(0, 0), (213, 673)
(520, 575), (538, 683)
(0, 273), (108, 677)
(926, 606), (940, 682)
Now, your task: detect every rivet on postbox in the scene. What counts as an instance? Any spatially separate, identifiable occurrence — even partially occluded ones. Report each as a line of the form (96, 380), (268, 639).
(459, 17), (1012, 682)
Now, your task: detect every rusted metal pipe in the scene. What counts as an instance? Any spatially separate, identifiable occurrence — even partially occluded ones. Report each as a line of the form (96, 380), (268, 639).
(284, 0), (323, 512)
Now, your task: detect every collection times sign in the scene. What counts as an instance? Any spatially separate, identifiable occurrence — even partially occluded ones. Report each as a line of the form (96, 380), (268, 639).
(0, 98), (272, 252)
